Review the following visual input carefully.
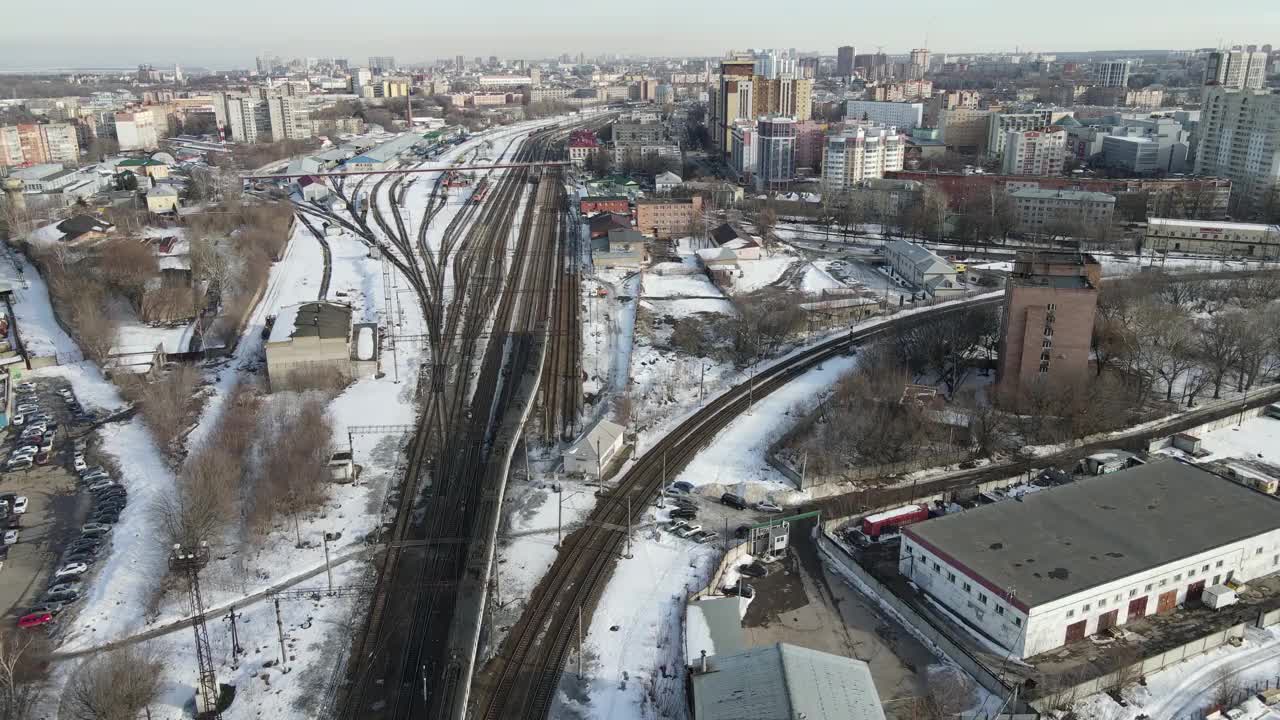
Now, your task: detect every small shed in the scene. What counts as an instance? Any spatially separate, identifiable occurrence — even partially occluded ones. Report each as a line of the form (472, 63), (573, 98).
(146, 185), (180, 214)
(690, 643), (885, 720)
(563, 419), (626, 478)
(654, 171), (683, 193)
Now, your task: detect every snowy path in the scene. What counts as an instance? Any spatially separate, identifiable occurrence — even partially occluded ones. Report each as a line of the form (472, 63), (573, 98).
(1144, 629), (1280, 719)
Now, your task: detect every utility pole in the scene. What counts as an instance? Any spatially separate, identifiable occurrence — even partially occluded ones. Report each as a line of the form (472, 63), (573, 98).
(322, 533), (334, 592)
(223, 605), (244, 661)
(556, 482), (563, 549)
(577, 605), (584, 679)
(625, 495), (633, 559)
(170, 543), (223, 719)
(699, 363), (706, 404)
(274, 598), (289, 671)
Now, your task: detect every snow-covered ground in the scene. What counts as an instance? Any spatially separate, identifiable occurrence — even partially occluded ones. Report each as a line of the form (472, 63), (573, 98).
(2, 243), (83, 361)
(1074, 626), (1280, 720)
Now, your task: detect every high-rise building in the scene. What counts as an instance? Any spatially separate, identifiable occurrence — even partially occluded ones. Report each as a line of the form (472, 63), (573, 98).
(213, 92), (269, 143)
(351, 67), (373, 94)
(455, 55), (465, 72)
(909, 49), (930, 80)
(1001, 127), (1066, 176)
(752, 77), (813, 121)
(987, 110), (1056, 159)
(836, 46), (855, 78)
(1093, 60), (1131, 88)
(266, 95), (312, 141)
(114, 112), (158, 151)
(843, 100), (924, 129)
(996, 251), (1101, 408)
(820, 125), (904, 193)
(710, 59), (756, 158)
(368, 56), (397, 73)
(0, 126), (23, 167)
(755, 116), (797, 191)
(1203, 49), (1268, 90)
(1195, 87), (1280, 215)
(853, 53), (890, 82)
(41, 123), (79, 163)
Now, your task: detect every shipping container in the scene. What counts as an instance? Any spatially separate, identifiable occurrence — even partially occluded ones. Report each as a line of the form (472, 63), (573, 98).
(860, 504), (929, 539)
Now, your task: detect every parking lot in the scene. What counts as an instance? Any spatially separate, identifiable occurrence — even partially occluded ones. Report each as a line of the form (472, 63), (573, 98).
(2, 375), (120, 632)
(738, 521), (938, 718)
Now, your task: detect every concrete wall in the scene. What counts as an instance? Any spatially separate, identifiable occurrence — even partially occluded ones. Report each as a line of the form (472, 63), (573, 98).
(904, 526), (1280, 658)
(817, 531), (1037, 714)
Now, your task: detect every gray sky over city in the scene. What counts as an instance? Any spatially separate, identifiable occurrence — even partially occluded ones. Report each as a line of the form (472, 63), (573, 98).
(0, 0), (1273, 70)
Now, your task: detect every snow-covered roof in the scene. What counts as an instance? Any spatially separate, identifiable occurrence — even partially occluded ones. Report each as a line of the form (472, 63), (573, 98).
(692, 643), (885, 720)
(696, 247), (738, 264)
(1147, 218), (1279, 233)
(147, 185), (179, 197)
(655, 171), (682, 184)
(686, 596), (746, 661)
(567, 419), (625, 459)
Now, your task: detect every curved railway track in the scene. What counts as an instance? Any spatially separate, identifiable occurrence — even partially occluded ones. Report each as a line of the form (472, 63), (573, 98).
(332, 121), (585, 720)
(474, 294), (1004, 720)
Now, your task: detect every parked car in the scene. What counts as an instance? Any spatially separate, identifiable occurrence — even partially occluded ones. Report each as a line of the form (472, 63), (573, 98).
(5, 458), (32, 472)
(73, 456), (88, 472)
(97, 496), (127, 510)
(720, 493), (748, 510)
(54, 563), (89, 579)
(9, 496), (27, 515)
(47, 582), (82, 596)
(755, 501), (783, 513)
(671, 480), (694, 494)
(734, 524), (752, 539)
(739, 562), (768, 578)
(3, 530), (17, 545)
(9, 414), (24, 427)
(15, 403), (38, 414)
(96, 491), (127, 504)
(670, 508), (697, 521)
(674, 524), (702, 538)
(27, 602), (65, 616)
(43, 589), (81, 604)
(81, 523), (112, 536)
(16, 382), (35, 392)
(17, 613), (53, 630)
(666, 521), (690, 534)
(63, 549), (98, 565)
(692, 530), (719, 544)
(722, 583), (755, 598)
(66, 538), (103, 553)
(663, 486), (686, 497)
(87, 480), (118, 493)
(91, 511), (121, 525)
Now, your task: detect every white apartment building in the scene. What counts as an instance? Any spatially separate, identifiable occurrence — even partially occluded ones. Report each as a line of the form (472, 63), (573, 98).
(266, 95), (312, 141)
(1203, 49), (1269, 90)
(986, 110), (1055, 159)
(843, 100), (924, 129)
(730, 119), (757, 183)
(1093, 60), (1131, 87)
(40, 123), (80, 163)
(900, 462), (1280, 659)
(1001, 128), (1066, 176)
(1196, 88), (1280, 215)
(820, 125), (904, 193)
(114, 111), (159, 151)
(1010, 188), (1115, 231)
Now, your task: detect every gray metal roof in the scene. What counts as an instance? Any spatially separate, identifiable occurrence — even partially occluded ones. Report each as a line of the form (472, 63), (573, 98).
(905, 461), (1280, 608)
(692, 643), (885, 720)
(1009, 188), (1116, 203)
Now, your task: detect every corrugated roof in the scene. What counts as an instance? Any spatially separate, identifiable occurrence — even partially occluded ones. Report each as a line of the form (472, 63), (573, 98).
(269, 301), (351, 344)
(692, 643), (885, 720)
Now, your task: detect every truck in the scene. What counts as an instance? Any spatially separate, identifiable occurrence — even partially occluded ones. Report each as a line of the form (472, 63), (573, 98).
(1203, 584), (1238, 610)
(1075, 450), (1145, 476)
(859, 504), (929, 541)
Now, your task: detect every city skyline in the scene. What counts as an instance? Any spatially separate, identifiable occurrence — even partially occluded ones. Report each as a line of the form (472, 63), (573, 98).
(0, 0), (1273, 70)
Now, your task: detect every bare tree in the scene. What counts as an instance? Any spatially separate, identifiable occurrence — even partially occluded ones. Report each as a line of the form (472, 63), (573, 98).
(1211, 665), (1243, 710)
(754, 205), (778, 248)
(1195, 311), (1246, 399)
(0, 631), (46, 720)
(138, 364), (200, 457)
(64, 646), (163, 720)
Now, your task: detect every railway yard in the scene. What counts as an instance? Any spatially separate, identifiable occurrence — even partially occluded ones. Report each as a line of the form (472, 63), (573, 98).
(8, 105), (1280, 720)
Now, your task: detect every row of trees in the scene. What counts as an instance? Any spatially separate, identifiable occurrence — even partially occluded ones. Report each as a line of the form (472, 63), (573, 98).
(1094, 274), (1280, 408)
(158, 387), (337, 554)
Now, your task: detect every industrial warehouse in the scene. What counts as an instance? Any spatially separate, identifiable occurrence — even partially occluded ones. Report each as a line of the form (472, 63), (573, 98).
(898, 461), (1280, 659)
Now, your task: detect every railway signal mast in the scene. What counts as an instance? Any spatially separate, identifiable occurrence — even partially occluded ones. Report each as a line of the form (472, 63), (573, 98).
(170, 542), (225, 719)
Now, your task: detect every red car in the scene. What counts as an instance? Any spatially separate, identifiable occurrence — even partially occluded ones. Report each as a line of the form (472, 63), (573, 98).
(18, 612), (52, 629)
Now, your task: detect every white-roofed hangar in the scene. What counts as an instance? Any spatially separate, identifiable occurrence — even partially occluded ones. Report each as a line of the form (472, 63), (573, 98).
(264, 301), (379, 390)
(899, 460), (1280, 659)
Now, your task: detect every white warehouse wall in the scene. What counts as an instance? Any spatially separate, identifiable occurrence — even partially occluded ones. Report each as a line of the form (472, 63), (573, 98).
(901, 526), (1280, 659)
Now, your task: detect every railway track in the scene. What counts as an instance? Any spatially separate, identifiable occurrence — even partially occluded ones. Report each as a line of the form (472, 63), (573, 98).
(333, 121), (584, 720)
(540, 207), (581, 444)
(473, 294), (1004, 720)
